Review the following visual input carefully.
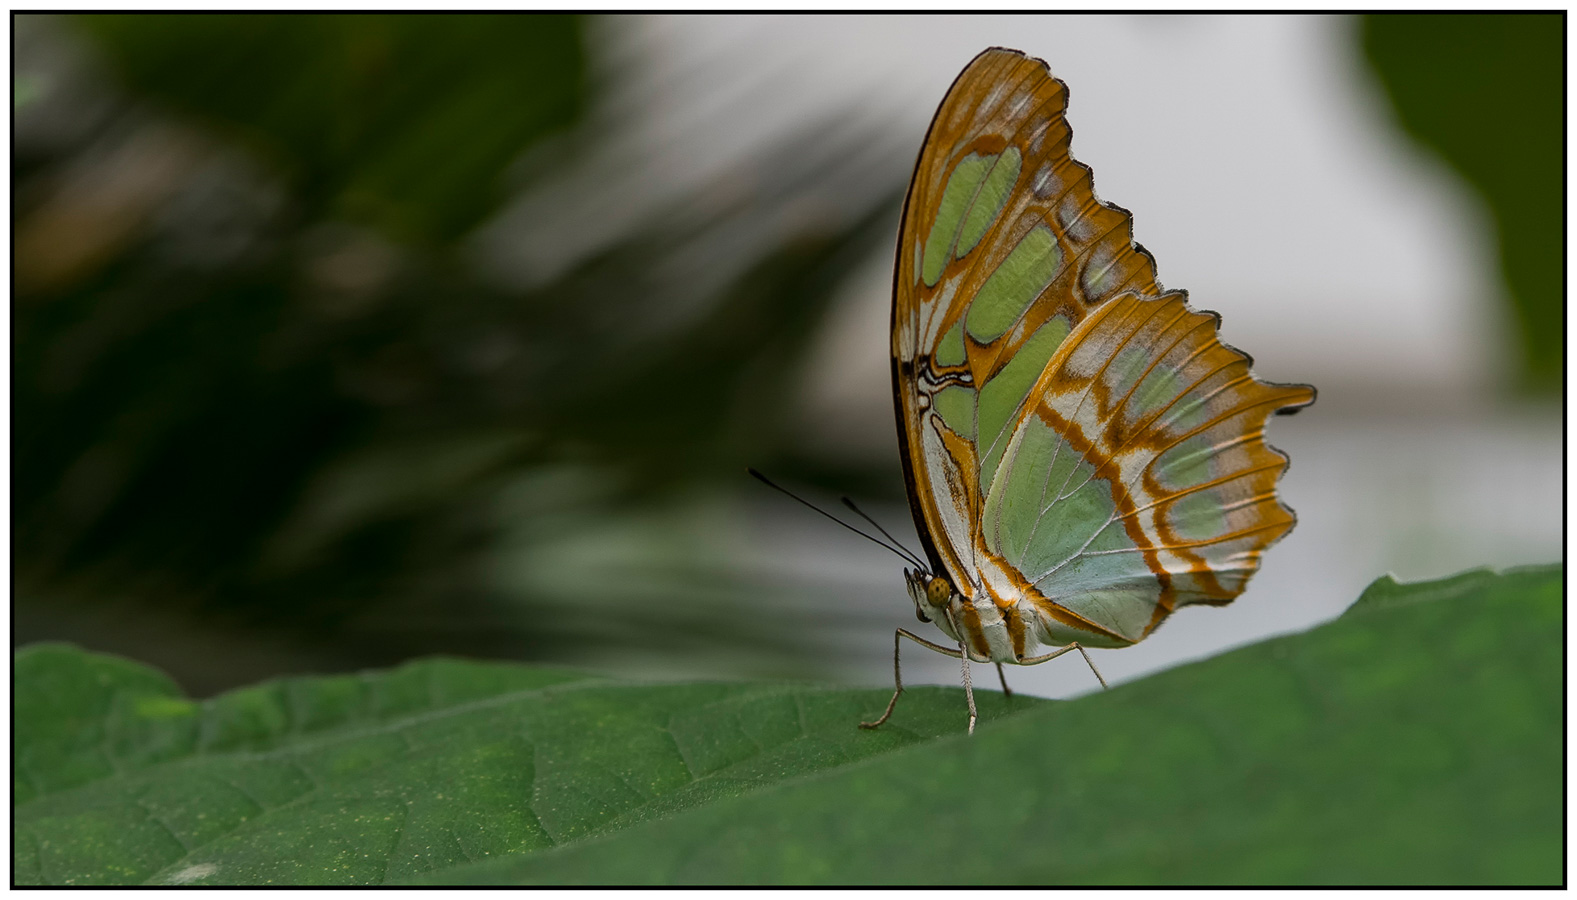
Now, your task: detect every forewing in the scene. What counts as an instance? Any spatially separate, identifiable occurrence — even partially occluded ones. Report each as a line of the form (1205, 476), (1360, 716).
(893, 47), (1164, 592)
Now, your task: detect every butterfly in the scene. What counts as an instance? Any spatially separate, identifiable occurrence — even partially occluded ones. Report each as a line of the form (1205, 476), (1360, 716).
(870, 47), (1315, 733)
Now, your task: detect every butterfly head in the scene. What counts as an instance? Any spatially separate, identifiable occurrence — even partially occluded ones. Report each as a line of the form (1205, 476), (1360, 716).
(904, 567), (956, 624)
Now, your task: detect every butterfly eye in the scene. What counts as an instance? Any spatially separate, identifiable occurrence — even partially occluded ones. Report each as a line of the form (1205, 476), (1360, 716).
(925, 576), (952, 608)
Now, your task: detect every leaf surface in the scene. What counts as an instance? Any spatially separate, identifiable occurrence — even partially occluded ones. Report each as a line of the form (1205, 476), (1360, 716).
(14, 646), (1030, 885)
(14, 565), (1561, 885)
(436, 565), (1563, 885)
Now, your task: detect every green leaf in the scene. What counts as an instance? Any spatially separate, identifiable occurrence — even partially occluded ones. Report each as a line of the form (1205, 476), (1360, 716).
(1343, 563), (1560, 618)
(13, 644), (1036, 885)
(434, 565), (1563, 885)
(15, 565), (1560, 885)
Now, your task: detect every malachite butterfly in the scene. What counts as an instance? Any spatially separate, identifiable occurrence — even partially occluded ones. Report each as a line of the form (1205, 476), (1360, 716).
(869, 47), (1315, 733)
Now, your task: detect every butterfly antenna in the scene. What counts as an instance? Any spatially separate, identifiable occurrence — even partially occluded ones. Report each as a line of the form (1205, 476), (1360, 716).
(840, 496), (927, 570)
(747, 469), (924, 569)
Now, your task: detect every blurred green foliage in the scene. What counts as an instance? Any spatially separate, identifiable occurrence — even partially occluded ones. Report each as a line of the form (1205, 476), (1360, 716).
(13, 14), (903, 691)
(73, 14), (586, 244)
(1361, 13), (1562, 394)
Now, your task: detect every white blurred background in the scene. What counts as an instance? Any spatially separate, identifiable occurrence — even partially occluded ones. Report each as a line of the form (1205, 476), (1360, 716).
(536, 15), (1561, 698)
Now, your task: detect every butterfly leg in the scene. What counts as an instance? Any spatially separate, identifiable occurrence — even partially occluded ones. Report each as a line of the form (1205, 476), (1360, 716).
(995, 662), (1012, 697)
(960, 642), (977, 735)
(1019, 642), (1110, 690)
(860, 628), (961, 730)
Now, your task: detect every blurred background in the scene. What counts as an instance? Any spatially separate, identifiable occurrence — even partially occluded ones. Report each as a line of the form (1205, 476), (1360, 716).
(13, 14), (1562, 699)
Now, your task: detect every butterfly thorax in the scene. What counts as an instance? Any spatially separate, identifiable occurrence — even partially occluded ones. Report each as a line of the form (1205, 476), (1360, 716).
(905, 565), (1055, 664)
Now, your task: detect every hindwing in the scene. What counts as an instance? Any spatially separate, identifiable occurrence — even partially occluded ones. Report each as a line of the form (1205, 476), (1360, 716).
(978, 292), (1314, 644)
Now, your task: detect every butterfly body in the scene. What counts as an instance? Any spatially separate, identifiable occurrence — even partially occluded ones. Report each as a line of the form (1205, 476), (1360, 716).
(888, 48), (1314, 685)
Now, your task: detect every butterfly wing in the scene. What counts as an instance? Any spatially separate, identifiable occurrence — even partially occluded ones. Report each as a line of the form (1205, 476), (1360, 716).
(893, 47), (1162, 594)
(893, 47), (1312, 650)
(978, 291), (1314, 646)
